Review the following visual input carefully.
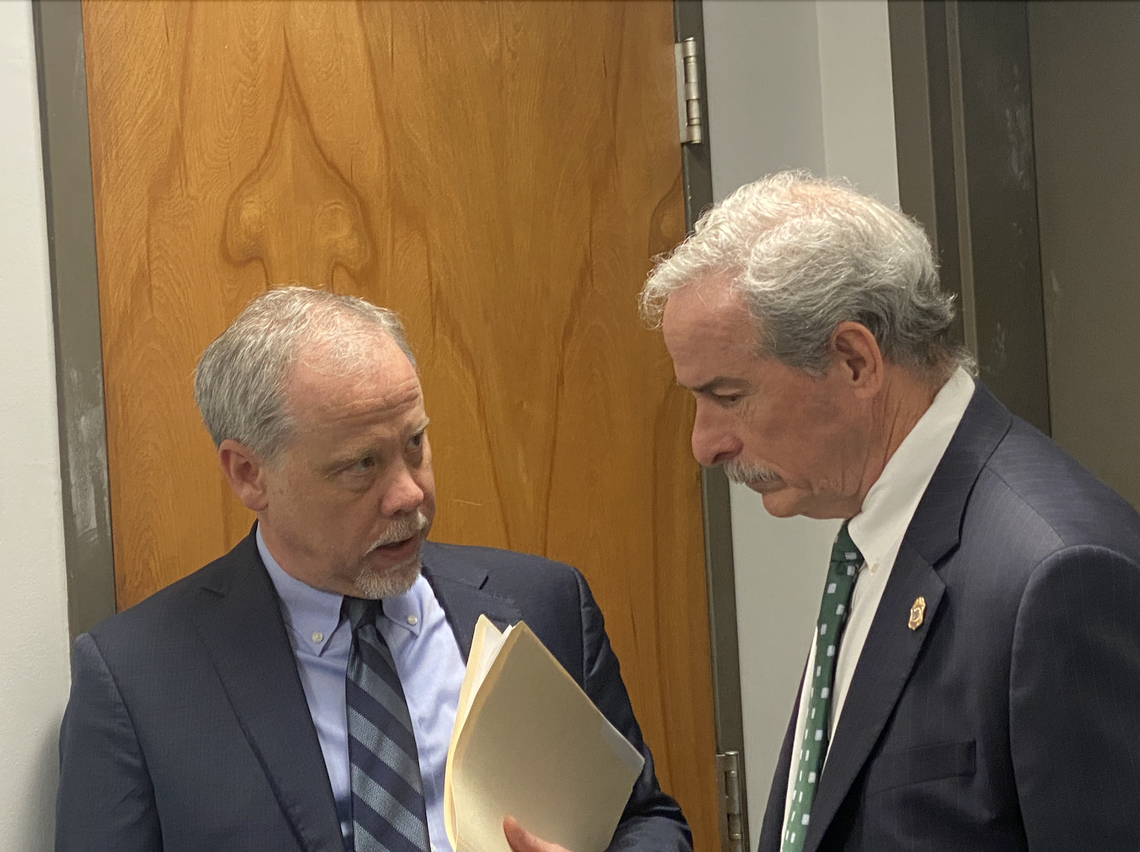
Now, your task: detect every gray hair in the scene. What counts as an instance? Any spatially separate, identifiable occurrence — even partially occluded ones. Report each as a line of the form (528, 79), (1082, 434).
(194, 285), (415, 461)
(640, 171), (971, 380)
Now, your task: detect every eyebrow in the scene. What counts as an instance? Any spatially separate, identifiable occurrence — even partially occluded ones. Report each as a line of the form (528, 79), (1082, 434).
(324, 418), (432, 472)
(322, 453), (363, 476)
(683, 377), (749, 395)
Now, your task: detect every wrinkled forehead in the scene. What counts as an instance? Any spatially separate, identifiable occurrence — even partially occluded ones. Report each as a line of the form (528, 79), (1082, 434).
(662, 276), (763, 382)
(663, 275), (753, 341)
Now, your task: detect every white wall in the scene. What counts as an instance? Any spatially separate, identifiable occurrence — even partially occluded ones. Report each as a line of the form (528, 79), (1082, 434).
(701, 1), (899, 841)
(0, 1), (72, 848)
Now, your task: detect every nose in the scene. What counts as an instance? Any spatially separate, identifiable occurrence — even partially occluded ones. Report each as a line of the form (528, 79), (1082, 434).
(381, 463), (426, 517)
(691, 400), (743, 468)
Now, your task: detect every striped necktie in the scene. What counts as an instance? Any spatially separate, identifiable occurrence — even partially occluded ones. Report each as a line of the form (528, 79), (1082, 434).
(781, 522), (862, 852)
(343, 597), (431, 852)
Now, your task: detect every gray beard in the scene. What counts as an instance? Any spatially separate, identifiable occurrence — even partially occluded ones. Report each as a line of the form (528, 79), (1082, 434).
(351, 509), (431, 599)
(353, 553), (422, 599)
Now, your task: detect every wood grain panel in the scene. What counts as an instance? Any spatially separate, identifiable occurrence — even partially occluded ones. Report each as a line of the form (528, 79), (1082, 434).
(83, 1), (717, 846)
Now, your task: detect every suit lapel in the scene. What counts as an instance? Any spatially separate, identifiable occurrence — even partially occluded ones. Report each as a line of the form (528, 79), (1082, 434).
(420, 541), (523, 661)
(758, 679), (803, 852)
(194, 535), (343, 852)
(803, 546), (945, 851)
(802, 383), (1013, 852)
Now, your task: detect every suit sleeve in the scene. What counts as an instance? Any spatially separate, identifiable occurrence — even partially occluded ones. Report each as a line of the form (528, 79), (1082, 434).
(572, 571), (693, 852)
(1010, 545), (1140, 851)
(56, 633), (162, 852)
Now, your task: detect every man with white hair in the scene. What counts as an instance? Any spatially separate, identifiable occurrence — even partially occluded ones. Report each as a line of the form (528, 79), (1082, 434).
(56, 287), (690, 852)
(642, 172), (1140, 851)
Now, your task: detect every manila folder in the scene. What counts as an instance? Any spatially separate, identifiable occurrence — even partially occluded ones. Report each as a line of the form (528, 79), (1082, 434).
(445, 616), (644, 852)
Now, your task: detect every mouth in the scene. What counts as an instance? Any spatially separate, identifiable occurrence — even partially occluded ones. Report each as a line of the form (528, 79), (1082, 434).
(370, 534), (420, 558)
(363, 510), (432, 567)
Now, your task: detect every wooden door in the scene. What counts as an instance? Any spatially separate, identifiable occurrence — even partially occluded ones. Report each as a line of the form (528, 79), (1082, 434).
(82, 1), (717, 847)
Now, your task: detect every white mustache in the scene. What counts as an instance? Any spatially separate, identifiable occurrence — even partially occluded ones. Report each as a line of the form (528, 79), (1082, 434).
(723, 460), (781, 486)
(368, 511), (430, 550)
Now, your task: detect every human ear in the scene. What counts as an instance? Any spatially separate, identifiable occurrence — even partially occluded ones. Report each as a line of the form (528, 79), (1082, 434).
(217, 439), (271, 512)
(829, 321), (884, 397)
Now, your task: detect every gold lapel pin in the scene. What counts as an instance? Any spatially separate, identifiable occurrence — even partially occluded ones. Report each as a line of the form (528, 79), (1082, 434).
(908, 597), (926, 631)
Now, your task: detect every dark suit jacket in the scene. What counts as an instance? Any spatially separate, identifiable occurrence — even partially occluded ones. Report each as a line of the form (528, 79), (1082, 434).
(56, 538), (691, 852)
(758, 383), (1140, 852)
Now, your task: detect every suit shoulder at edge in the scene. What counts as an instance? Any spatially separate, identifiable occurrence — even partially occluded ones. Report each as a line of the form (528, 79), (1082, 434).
(86, 541), (254, 640)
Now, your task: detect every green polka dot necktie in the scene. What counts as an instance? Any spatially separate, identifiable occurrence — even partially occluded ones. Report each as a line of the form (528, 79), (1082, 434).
(781, 522), (862, 852)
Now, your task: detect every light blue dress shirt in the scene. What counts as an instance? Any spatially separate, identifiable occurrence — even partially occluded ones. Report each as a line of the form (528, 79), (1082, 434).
(258, 528), (466, 851)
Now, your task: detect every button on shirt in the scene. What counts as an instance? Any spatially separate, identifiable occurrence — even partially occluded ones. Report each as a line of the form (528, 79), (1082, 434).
(782, 367), (976, 835)
(258, 529), (466, 852)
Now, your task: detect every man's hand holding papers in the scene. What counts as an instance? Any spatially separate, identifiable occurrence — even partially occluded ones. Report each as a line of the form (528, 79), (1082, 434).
(502, 815), (569, 852)
(444, 615), (645, 852)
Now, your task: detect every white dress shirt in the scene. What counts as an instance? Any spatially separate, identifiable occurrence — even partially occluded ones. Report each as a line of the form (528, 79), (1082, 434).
(783, 367), (976, 834)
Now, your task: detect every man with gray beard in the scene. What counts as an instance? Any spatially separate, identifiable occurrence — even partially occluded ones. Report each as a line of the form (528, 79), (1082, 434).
(641, 172), (1140, 852)
(56, 287), (690, 852)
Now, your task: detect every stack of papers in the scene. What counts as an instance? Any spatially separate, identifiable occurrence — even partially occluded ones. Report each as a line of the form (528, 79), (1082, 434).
(443, 616), (645, 852)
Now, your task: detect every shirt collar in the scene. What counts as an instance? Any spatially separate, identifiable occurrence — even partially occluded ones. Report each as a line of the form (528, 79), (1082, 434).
(382, 575), (430, 638)
(256, 525), (430, 643)
(257, 525), (343, 654)
(847, 367), (976, 572)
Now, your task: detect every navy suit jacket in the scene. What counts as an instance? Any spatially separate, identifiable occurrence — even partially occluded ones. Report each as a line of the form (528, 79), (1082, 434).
(758, 383), (1140, 852)
(56, 538), (690, 852)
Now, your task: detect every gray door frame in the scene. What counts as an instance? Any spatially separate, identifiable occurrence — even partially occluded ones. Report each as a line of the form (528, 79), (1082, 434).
(33, 0), (115, 639)
(674, 2), (751, 850)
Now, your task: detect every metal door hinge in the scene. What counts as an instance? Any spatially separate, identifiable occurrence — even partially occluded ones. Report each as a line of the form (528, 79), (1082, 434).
(674, 38), (704, 145)
(716, 750), (745, 852)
